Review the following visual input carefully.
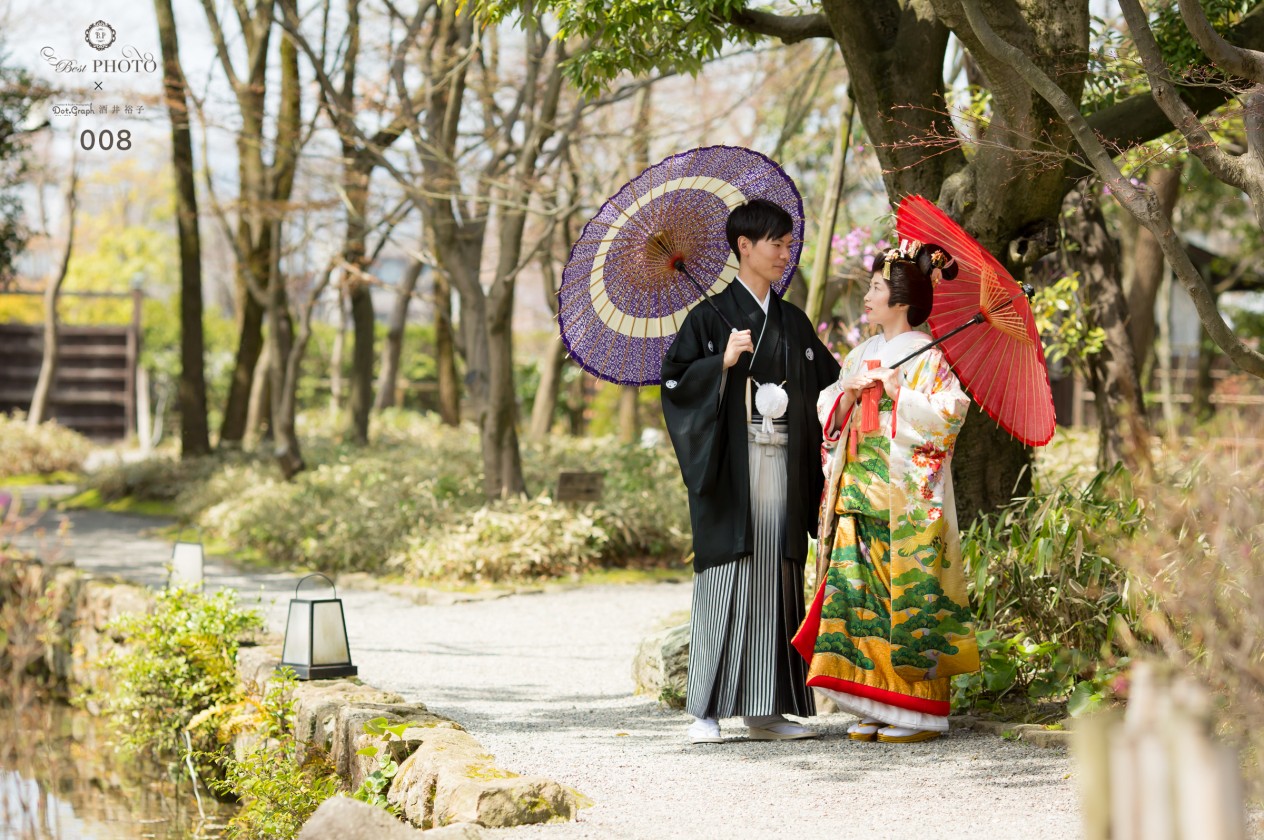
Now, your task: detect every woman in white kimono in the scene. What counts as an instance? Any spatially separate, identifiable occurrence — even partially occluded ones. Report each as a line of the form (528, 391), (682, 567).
(792, 240), (980, 743)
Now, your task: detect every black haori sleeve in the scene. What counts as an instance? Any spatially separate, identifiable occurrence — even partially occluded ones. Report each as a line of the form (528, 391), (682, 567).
(661, 309), (728, 498)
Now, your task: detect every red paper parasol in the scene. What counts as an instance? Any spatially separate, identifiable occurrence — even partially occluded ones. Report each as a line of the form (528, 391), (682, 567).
(894, 195), (1056, 447)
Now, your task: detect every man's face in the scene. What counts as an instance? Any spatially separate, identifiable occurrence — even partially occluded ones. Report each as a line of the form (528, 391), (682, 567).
(739, 233), (793, 287)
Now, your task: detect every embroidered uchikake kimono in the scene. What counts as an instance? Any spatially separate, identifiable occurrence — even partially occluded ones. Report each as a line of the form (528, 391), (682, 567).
(791, 331), (980, 730)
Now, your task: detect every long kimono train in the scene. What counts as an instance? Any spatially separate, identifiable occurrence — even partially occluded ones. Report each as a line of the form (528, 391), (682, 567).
(792, 331), (979, 729)
(662, 282), (840, 720)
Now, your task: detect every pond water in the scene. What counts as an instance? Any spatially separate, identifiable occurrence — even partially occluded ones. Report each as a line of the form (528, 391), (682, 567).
(0, 702), (236, 839)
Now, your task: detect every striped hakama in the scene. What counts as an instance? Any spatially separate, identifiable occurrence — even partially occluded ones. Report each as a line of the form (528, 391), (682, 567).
(685, 420), (815, 720)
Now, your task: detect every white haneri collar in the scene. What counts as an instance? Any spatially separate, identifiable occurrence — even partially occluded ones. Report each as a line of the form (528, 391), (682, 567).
(735, 276), (770, 314)
(859, 330), (930, 367)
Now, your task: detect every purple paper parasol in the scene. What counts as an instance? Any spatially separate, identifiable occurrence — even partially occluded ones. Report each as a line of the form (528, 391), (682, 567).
(558, 145), (804, 386)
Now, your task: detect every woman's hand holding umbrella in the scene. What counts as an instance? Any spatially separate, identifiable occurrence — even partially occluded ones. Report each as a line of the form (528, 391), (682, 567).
(858, 367), (900, 399)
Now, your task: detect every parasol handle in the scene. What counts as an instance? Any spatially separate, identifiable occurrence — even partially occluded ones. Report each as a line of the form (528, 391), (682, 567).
(672, 259), (739, 333)
(888, 283), (1034, 369)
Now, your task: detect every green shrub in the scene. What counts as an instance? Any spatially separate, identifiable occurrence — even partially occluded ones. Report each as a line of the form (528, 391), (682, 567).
(952, 464), (1145, 717)
(211, 669), (340, 840)
(396, 496), (609, 580)
(86, 452), (232, 505)
(0, 414), (93, 479)
(79, 410), (691, 583)
(188, 426), (483, 574)
(94, 587), (264, 774)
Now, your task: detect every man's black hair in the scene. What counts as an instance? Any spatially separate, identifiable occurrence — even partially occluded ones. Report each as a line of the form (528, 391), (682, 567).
(726, 199), (793, 259)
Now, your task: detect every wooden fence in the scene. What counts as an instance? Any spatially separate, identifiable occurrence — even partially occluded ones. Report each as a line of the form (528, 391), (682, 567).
(1074, 663), (1247, 840)
(0, 291), (141, 440)
(1051, 361), (1264, 429)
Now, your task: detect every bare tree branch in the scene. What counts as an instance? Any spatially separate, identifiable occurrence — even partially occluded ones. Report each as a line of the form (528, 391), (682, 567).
(959, 0), (1264, 378)
(1088, 3), (1264, 155)
(1177, 0), (1264, 84)
(1119, 0), (1249, 191)
(198, 0), (243, 93)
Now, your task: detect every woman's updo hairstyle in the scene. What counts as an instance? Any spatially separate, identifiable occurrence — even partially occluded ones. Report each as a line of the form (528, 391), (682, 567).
(868, 240), (958, 327)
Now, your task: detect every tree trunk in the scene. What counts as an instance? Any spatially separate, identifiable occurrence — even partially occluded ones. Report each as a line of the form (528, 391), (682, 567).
(1126, 166), (1183, 375)
(1155, 266), (1178, 433)
(28, 288), (62, 428)
(269, 33), (304, 474)
(374, 258), (423, 411)
(459, 283), (490, 415)
(567, 370), (588, 436)
(434, 269), (459, 425)
(266, 251), (303, 478)
(346, 283), (375, 442)
(528, 216), (567, 442)
(343, 158), (375, 444)
(1192, 322), (1217, 422)
(155, 0), (210, 457)
(810, 0), (1090, 524)
(819, 1), (965, 203)
(246, 335), (272, 444)
(529, 341), (566, 440)
(612, 85), (651, 446)
(202, 0), (303, 451)
(275, 262), (336, 479)
(216, 79), (275, 449)
(483, 281), (526, 497)
(618, 386), (639, 444)
(952, 412), (1031, 529)
(1062, 186), (1148, 470)
(220, 293), (265, 446)
(804, 96), (855, 327)
(28, 162), (77, 428)
(330, 286), (347, 417)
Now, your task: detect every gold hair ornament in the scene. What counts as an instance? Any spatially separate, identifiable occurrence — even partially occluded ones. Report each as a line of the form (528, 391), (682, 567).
(880, 238), (924, 279)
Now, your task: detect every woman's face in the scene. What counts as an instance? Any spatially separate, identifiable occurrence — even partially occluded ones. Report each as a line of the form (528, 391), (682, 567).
(864, 271), (908, 330)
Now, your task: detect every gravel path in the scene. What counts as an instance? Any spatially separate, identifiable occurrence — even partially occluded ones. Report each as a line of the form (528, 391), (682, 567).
(6, 489), (1080, 840)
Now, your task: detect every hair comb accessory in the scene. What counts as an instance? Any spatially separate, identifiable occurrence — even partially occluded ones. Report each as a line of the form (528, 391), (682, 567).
(881, 247), (898, 279)
(926, 247), (955, 286)
(881, 239), (924, 278)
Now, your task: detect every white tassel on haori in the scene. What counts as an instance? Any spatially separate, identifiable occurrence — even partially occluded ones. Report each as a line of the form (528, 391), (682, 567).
(754, 381), (789, 434)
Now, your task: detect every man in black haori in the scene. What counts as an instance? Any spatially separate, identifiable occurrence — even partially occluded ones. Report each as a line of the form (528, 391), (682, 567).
(661, 199), (841, 743)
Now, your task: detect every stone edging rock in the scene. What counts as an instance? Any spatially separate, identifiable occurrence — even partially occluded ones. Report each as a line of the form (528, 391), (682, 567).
(237, 646), (588, 830)
(2, 557), (587, 833)
(951, 716), (1073, 748)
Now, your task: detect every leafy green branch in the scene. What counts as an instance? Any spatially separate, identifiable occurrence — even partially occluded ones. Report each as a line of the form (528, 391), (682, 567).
(352, 716), (412, 814)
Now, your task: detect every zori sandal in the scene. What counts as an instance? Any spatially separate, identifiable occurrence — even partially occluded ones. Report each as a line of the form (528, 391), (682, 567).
(847, 719), (883, 742)
(876, 725), (941, 743)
